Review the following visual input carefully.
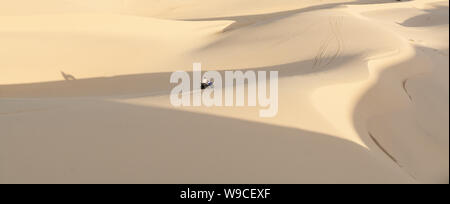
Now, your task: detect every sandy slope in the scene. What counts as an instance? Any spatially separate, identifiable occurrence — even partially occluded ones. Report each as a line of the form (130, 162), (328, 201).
(0, 0), (448, 183)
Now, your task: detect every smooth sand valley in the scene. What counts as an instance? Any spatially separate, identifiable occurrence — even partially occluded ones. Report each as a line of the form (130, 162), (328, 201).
(0, 0), (448, 183)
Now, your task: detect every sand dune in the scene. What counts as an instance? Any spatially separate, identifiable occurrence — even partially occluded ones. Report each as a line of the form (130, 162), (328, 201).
(0, 0), (448, 183)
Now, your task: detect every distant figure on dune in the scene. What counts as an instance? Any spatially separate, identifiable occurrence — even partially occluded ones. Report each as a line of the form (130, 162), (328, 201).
(61, 71), (76, 81)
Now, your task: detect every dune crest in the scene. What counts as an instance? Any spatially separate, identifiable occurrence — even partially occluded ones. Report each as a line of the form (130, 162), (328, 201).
(0, 0), (448, 184)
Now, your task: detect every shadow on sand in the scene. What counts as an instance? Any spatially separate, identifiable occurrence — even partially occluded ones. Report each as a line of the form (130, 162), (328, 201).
(352, 45), (449, 183)
(0, 55), (358, 98)
(0, 97), (412, 184)
(180, 0), (403, 32)
(399, 5), (449, 28)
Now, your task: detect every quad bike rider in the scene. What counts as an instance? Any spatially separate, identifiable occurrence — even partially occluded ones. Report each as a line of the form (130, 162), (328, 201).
(201, 77), (214, 90)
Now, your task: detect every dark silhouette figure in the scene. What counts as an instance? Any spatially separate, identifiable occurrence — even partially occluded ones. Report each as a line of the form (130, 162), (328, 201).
(61, 71), (76, 81)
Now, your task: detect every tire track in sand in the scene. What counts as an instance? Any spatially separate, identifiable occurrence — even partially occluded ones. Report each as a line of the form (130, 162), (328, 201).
(313, 16), (344, 69)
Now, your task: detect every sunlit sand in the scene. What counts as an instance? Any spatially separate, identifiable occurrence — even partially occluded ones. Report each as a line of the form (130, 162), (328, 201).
(0, 0), (448, 184)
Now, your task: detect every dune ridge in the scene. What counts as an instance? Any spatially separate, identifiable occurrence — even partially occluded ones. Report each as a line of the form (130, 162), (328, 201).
(0, 0), (448, 183)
